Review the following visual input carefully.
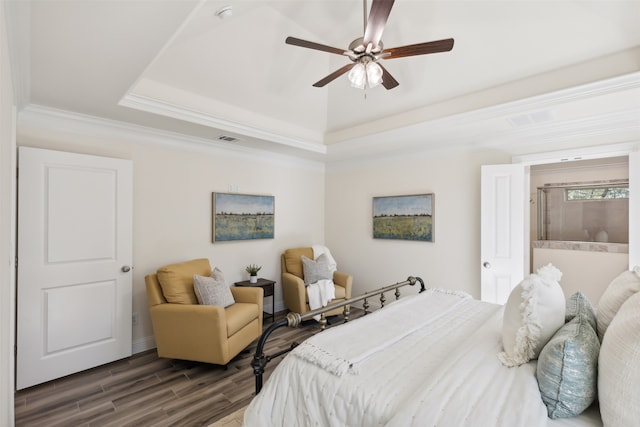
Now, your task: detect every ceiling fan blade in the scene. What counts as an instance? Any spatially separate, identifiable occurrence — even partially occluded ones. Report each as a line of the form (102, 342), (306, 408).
(285, 36), (346, 55)
(313, 63), (356, 87)
(382, 38), (455, 60)
(362, 0), (395, 49)
(378, 63), (399, 90)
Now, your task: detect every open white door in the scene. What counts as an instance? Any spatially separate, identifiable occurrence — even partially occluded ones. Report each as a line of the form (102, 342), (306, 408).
(17, 147), (133, 389)
(481, 164), (526, 303)
(629, 152), (640, 268)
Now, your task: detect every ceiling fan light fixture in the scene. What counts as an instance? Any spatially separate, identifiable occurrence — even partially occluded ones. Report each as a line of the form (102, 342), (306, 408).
(348, 59), (383, 89)
(366, 62), (383, 88)
(348, 62), (367, 89)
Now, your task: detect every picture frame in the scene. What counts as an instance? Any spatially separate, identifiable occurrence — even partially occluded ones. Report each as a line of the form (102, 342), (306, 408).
(372, 193), (434, 242)
(212, 193), (275, 242)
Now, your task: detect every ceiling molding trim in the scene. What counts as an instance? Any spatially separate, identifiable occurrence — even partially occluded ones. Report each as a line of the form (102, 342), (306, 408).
(488, 109), (640, 146)
(333, 71), (640, 146)
(327, 72), (640, 161)
(513, 141), (640, 166)
(17, 104), (326, 171)
(472, 71), (640, 121)
(119, 93), (327, 155)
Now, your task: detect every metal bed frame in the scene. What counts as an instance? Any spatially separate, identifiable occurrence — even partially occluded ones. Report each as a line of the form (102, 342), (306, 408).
(250, 276), (425, 393)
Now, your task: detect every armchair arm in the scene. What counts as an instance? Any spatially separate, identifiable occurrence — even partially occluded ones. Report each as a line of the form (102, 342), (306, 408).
(231, 286), (263, 305)
(333, 271), (353, 298)
(282, 272), (307, 313)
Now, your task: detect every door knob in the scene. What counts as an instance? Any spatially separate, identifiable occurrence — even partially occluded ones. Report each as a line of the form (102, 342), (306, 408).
(121, 265), (131, 273)
(483, 262), (491, 269)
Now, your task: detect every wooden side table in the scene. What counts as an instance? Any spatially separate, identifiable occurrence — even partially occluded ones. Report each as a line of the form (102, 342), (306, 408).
(234, 278), (276, 323)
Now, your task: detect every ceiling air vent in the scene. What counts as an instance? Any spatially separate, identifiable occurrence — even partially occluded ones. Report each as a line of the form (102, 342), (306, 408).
(217, 135), (240, 142)
(506, 110), (553, 128)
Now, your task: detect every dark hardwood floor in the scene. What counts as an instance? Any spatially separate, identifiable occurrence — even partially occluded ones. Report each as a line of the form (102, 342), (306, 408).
(14, 310), (357, 427)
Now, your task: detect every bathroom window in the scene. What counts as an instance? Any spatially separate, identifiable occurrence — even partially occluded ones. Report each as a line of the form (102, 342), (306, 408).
(566, 186), (629, 201)
(538, 182), (629, 243)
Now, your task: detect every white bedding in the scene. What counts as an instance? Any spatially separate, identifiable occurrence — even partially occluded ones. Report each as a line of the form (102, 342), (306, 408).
(243, 290), (602, 427)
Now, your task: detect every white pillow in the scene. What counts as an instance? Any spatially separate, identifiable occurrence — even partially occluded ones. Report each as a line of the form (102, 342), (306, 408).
(596, 267), (640, 341)
(498, 264), (566, 367)
(193, 274), (235, 308)
(598, 291), (640, 426)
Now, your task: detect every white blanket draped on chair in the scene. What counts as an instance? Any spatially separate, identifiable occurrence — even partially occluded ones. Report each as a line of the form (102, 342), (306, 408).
(307, 245), (337, 319)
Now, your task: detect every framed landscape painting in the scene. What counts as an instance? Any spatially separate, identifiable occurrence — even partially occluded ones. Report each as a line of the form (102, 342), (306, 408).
(372, 193), (434, 242)
(212, 193), (275, 242)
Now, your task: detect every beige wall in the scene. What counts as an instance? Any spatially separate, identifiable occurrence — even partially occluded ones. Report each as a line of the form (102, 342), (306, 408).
(18, 121), (326, 350)
(533, 248), (627, 306)
(325, 148), (512, 301)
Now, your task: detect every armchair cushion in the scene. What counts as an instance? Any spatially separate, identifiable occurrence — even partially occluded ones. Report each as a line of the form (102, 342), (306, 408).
(157, 258), (211, 304)
(193, 274), (235, 308)
(226, 303), (261, 337)
(301, 254), (333, 285)
(284, 247), (313, 279)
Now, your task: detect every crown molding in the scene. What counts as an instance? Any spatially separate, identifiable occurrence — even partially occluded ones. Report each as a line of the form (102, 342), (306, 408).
(17, 104), (326, 171)
(119, 93), (327, 155)
(326, 71), (640, 162)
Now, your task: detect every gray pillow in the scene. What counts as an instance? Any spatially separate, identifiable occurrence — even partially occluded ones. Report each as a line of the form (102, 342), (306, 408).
(193, 274), (235, 308)
(211, 266), (226, 285)
(301, 254), (333, 285)
(536, 313), (600, 419)
(565, 291), (596, 331)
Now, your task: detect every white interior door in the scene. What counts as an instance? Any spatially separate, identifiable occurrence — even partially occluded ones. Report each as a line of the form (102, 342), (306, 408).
(17, 147), (133, 390)
(629, 152), (640, 268)
(481, 164), (526, 303)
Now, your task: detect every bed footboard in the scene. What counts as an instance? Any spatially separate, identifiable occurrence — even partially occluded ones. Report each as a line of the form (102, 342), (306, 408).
(251, 276), (425, 394)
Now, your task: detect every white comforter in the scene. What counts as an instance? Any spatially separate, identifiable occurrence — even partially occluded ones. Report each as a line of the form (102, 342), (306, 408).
(243, 290), (602, 427)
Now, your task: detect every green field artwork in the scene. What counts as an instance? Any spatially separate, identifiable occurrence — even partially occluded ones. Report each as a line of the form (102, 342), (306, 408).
(373, 194), (433, 241)
(212, 193), (274, 242)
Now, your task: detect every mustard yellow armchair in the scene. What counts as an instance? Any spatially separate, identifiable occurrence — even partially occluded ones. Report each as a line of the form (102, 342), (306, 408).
(145, 258), (263, 365)
(281, 247), (352, 316)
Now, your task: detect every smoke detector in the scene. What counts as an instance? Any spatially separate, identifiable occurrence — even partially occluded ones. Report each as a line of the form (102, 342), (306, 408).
(215, 5), (232, 20)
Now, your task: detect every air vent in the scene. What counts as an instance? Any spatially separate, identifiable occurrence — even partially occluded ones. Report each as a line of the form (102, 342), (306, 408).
(506, 110), (553, 128)
(217, 135), (240, 142)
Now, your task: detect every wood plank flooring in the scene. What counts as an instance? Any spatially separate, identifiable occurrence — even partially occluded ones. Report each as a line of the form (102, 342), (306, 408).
(14, 310), (359, 427)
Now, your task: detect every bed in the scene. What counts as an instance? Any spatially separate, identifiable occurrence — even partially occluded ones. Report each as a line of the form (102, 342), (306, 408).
(244, 269), (640, 427)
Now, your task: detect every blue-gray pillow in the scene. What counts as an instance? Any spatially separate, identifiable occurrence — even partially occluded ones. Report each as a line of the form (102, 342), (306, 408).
(536, 313), (600, 419)
(301, 254), (332, 285)
(565, 291), (596, 331)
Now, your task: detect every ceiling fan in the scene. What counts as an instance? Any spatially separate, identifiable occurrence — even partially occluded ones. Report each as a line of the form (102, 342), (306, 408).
(285, 0), (454, 90)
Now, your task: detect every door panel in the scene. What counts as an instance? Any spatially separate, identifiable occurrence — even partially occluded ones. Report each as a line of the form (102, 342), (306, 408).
(481, 164), (526, 303)
(17, 147), (132, 390)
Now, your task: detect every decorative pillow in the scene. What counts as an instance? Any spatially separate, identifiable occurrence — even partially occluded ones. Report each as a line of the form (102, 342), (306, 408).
(301, 254), (333, 285)
(156, 258), (212, 304)
(536, 313), (600, 419)
(596, 267), (640, 341)
(211, 266), (226, 284)
(598, 291), (640, 427)
(498, 264), (566, 367)
(284, 247), (314, 279)
(565, 291), (596, 331)
(193, 274), (235, 308)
